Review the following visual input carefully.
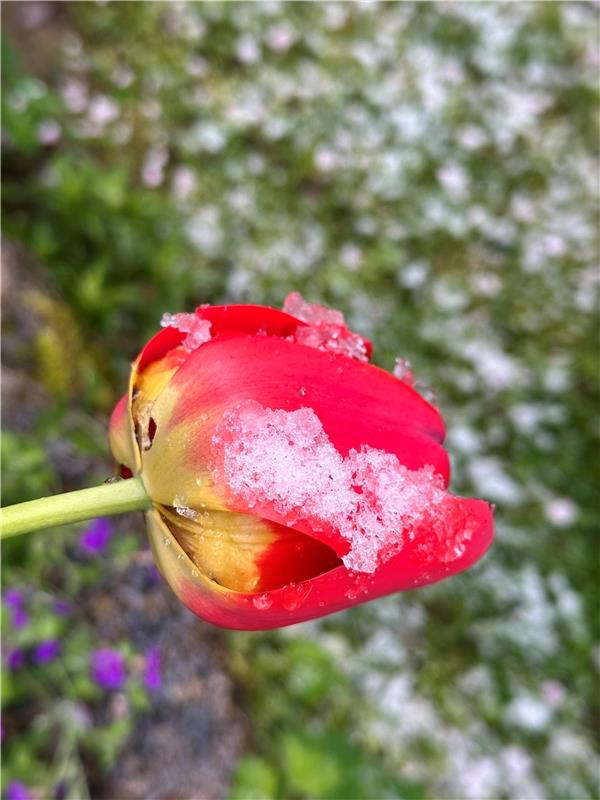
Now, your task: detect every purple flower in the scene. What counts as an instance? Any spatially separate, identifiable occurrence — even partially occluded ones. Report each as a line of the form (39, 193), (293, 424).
(33, 639), (61, 665)
(144, 646), (161, 693)
(79, 518), (113, 554)
(3, 590), (29, 630)
(53, 780), (68, 800)
(90, 649), (125, 690)
(10, 607), (29, 630)
(147, 564), (163, 585)
(3, 589), (24, 609)
(6, 648), (25, 671)
(52, 599), (72, 617)
(6, 781), (32, 800)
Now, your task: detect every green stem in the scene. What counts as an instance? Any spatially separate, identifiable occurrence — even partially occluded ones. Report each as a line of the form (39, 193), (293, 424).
(0, 476), (151, 539)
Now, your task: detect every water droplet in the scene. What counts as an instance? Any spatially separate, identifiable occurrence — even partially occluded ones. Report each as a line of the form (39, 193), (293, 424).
(104, 475), (123, 484)
(163, 537), (171, 546)
(195, 476), (204, 487)
(191, 569), (199, 578)
(345, 575), (370, 599)
(282, 582), (312, 611)
(298, 386), (308, 397)
(252, 593), (273, 611)
(177, 553), (185, 561)
(200, 412), (209, 422)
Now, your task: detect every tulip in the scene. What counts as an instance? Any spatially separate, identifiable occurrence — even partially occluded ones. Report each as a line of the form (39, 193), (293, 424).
(108, 294), (494, 630)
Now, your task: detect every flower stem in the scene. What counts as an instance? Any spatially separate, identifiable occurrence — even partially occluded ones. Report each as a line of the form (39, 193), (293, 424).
(0, 476), (151, 539)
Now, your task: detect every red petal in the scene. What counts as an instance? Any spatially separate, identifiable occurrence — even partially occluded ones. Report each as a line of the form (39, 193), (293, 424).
(170, 496), (494, 630)
(137, 325), (187, 374)
(167, 334), (443, 445)
(136, 304), (307, 375)
(196, 304), (305, 339)
(256, 527), (342, 591)
(135, 303), (374, 387)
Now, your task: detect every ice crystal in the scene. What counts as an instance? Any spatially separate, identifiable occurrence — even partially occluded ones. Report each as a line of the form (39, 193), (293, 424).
(283, 292), (369, 362)
(393, 357), (415, 386)
(160, 312), (212, 352)
(172, 494), (198, 520)
(252, 593), (273, 611)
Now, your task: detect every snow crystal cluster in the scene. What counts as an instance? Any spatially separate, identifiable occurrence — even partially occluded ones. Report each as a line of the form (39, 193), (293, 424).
(393, 357), (415, 386)
(283, 292), (369, 363)
(172, 494), (199, 520)
(212, 401), (466, 573)
(160, 312), (212, 352)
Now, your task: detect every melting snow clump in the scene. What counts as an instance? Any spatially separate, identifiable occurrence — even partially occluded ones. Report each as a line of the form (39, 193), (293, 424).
(283, 291), (369, 362)
(160, 312), (212, 352)
(213, 401), (469, 572)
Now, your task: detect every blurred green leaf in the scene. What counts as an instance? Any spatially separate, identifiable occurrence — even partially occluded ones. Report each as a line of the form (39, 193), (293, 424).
(230, 756), (279, 800)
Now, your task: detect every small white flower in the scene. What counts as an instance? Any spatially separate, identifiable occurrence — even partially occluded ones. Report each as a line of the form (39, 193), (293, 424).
(265, 23), (297, 53)
(544, 497), (578, 528)
(236, 35), (261, 65)
(37, 119), (61, 145)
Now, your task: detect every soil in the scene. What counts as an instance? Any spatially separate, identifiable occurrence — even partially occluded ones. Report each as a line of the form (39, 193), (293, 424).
(87, 551), (245, 800)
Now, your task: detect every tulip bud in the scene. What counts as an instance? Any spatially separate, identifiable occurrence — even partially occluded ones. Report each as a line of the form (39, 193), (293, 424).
(109, 295), (493, 629)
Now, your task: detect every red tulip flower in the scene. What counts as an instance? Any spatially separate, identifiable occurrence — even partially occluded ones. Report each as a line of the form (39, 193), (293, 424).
(108, 294), (494, 630)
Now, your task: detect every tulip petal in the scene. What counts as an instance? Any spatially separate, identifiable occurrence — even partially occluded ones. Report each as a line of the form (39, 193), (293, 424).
(134, 304), (307, 377)
(147, 496), (493, 631)
(166, 335), (444, 444)
(194, 304), (307, 340)
(156, 504), (342, 593)
(108, 394), (137, 475)
(146, 508), (236, 612)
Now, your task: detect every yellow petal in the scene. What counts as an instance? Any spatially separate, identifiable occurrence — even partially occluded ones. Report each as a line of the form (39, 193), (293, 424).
(129, 349), (185, 458)
(108, 394), (138, 473)
(138, 382), (227, 511)
(146, 508), (233, 599)
(158, 505), (278, 593)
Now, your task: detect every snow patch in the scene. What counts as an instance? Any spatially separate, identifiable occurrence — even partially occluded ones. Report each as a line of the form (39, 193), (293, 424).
(212, 401), (472, 573)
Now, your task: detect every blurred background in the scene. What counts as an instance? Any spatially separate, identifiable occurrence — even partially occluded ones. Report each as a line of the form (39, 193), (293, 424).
(1, 2), (599, 799)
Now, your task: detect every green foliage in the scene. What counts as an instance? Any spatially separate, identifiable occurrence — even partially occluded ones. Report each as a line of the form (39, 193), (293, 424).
(1, 431), (58, 504)
(230, 756), (278, 800)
